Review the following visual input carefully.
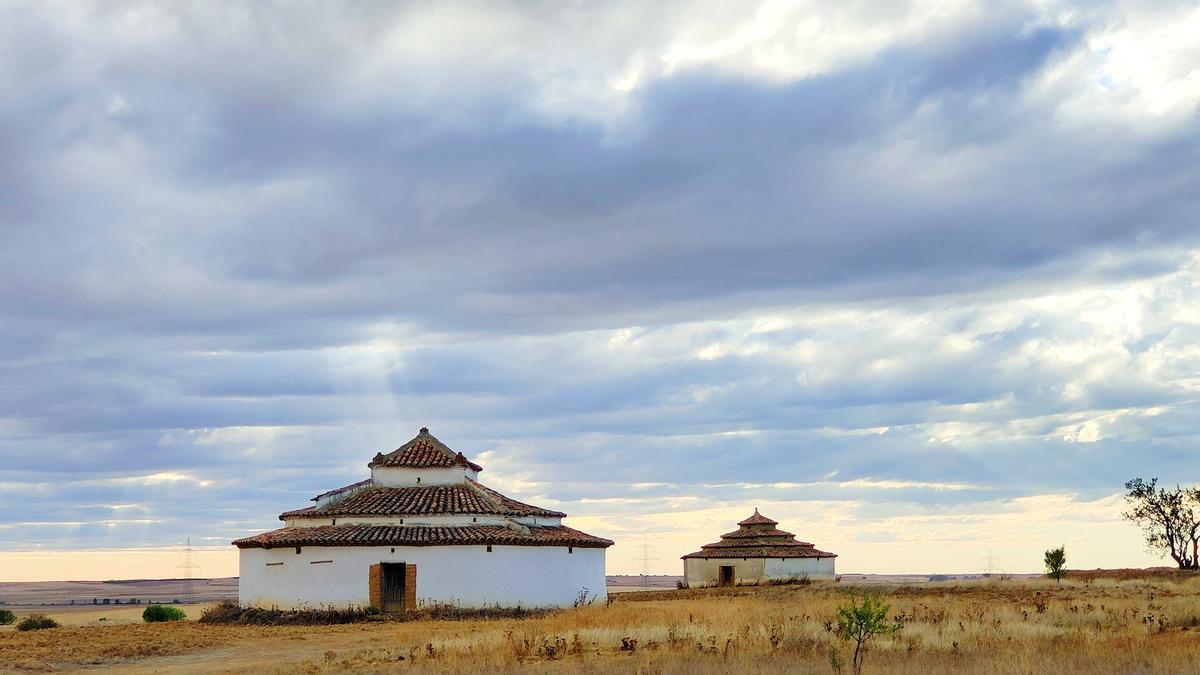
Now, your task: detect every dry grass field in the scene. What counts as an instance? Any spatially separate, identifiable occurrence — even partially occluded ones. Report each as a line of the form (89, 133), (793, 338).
(4, 576), (1200, 673)
(0, 604), (210, 629)
(0, 578), (237, 608)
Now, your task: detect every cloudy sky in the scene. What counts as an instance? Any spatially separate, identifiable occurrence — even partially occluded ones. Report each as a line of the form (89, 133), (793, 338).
(2, 0), (1199, 581)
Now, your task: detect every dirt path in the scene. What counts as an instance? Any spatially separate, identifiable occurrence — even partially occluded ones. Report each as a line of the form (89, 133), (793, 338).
(29, 620), (508, 673)
(75, 641), (332, 674)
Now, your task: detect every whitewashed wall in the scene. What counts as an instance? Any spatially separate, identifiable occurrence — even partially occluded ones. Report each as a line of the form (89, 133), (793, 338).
(371, 466), (478, 486)
(239, 544), (606, 609)
(684, 556), (835, 587)
(764, 557), (835, 580)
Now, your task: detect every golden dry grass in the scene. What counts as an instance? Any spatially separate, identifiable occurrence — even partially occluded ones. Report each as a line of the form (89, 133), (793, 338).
(0, 604), (214, 629)
(5, 578), (1200, 673)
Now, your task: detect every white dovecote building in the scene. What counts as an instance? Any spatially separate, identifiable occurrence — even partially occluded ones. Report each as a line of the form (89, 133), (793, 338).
(234, 428), (612, 610)
(682, 509), (836, 587)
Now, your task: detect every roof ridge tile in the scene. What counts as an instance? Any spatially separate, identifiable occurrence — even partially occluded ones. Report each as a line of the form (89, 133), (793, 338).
(368, 428), (484, 472)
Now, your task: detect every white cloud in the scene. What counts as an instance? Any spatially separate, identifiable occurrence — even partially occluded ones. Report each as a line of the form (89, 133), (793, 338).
(1, 0), (1198, 577)
(86, 473), (214, 488)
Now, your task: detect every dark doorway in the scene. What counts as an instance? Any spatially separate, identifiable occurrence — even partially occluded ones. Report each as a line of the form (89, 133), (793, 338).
(719, 565), (734, 587)
(381, 563), (407, 612)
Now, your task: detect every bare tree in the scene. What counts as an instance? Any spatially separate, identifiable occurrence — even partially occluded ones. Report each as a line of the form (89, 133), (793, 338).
(1123, 477), (1200, 569)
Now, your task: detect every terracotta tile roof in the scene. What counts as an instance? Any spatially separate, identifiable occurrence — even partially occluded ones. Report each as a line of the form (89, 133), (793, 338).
(737, 509), (777, 526)
(719, 528), (811, 544)
(692, 538), (824, 552)
(682, 510), (836, 560)
(682, 545), (836, 559)
(312, 479), (372, 502)
(280, 479), (565, 520)
(369, 428), (483, 472)
(234, 524), (613, 549)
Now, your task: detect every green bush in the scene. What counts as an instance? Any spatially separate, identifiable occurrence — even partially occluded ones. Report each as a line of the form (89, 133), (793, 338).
(0, 609), (15, 625)
(1045, 545), (1067, 582)
(142, 604), (187, 622)
(16, 615), (59, 631)
(837, 593), (901, 674)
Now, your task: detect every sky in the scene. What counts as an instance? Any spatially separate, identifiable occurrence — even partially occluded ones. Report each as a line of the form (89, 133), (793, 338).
(1, 0), (1199, 581)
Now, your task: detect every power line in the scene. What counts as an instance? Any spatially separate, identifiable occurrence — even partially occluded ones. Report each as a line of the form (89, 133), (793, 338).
(980, 548), (1004, 577)
(633, 536), (658, 590)
(176, 537), (201, 605)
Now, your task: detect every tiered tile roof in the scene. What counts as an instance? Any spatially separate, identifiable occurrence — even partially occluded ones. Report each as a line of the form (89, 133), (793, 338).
(368, 427), (483, 472)
(235, 428), (610, 551)
(280, 479), (565, 520)
(718, 527), (810, 543)
(234, 524), (612, 549)
(682, 509), (836, 559)
(738, 509), (778, 526)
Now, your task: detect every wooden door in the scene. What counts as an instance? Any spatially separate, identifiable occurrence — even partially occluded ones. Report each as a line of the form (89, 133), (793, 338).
(381, 563), (406, 612)
(719, 565), (734, 586)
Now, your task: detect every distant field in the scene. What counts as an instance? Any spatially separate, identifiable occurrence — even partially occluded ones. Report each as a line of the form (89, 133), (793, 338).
(0, 571), (1141, 608)
(605, 575), (682, 592)
(0, 604), (216, 629)
(4, 574), (1200, 673)
(0, 577), (237, 608)
(0, 572), (1092, 607)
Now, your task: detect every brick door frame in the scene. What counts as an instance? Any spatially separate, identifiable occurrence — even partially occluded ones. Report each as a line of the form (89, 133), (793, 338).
(369, 562), (416, 612)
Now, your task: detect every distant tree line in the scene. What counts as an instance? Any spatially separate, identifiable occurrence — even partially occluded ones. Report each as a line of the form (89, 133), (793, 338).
(1124, 478), (1200, 569)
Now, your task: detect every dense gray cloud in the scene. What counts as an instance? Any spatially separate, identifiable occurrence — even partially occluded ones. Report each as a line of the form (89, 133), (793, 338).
(1, 0), (1198, 573)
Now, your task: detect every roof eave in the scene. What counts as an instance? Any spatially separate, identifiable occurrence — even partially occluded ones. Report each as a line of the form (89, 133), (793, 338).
(232, 525), (614, 550)
(682, 552), (837, 559)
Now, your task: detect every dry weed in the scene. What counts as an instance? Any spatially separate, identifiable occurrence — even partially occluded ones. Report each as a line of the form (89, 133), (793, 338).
(4, 578), (1200, 672)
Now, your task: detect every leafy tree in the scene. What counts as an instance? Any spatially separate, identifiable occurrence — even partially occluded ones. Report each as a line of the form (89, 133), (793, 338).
(1044, 546), (1067, 582)
(1123, 478), (1200, 569)
(836, 592), (901, 674)
(142, 605), (187, 622)
(0, 609), (14, 625)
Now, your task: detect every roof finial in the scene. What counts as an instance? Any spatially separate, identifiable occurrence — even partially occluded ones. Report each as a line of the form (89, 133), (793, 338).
(419, 427), (429, 434)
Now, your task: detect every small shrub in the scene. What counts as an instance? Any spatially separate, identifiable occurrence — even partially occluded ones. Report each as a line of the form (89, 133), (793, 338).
(836, 593), (901, 674)
(143, 604), (187, 622)
(0, 609), (15, 625)
(16, 615), (59, 631)
(535, 635), (566, 660)
(572, 587), (594, 608)
(1045, 546), (1067, 583)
